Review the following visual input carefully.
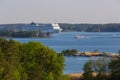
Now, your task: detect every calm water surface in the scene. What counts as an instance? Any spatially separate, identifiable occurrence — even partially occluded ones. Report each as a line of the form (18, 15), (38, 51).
(12, 32), (120, 74)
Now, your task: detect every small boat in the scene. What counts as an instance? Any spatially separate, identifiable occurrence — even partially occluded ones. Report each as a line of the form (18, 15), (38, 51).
(74, 35), (85, 39)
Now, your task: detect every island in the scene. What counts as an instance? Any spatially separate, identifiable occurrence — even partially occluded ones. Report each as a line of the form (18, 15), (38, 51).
(60, 49), (118, 57)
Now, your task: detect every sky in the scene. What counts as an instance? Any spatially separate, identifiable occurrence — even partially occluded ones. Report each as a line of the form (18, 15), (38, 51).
(0, 0), (120, 24)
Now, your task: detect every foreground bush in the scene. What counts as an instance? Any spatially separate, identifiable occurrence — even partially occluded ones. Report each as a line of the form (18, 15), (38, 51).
(0, 38), (65, 80)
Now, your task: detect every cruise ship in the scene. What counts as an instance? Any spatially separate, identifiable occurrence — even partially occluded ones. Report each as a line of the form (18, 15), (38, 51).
(0, 22), (62, 34)
(21, 22), (62, 33)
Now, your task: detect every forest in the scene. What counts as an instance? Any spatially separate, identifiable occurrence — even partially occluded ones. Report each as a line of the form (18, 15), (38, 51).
(59, 23), (120, 32)
(0, 38), (69, 80)
(0, 31), (50, 38)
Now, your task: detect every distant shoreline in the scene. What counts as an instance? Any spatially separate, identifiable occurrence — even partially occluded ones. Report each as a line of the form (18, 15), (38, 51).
(73, 51), (118, 57)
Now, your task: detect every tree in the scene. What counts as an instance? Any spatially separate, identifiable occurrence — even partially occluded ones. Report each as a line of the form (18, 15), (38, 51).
(82, 58), (110, 80)
(20, 42), (65, 80)
(61, 49), (78, 56)
(109, 54), (120, 80)
(47, 32), (50, 37)
(118, 50), (120, 55)
(0, 38), (65, 80)
(0, 38), (23, 80)
(82, 61), (93, 80)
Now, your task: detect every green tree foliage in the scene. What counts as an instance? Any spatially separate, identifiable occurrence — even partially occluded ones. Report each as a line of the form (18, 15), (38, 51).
(0, 38), (65, 80)
(82, 58), (110, 80)
(82, 61), (93, 80)
(61, 49), (78, 56)
(0, 38), (22, 80)
(20, 42), (64, 80)
(109, 54), (120, 80)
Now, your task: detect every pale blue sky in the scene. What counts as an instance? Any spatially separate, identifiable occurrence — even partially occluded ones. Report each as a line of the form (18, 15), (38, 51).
(0, 0), (120, 24)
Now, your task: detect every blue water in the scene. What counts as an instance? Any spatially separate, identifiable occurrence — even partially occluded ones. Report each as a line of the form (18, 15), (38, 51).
(12, 32), (120, 74)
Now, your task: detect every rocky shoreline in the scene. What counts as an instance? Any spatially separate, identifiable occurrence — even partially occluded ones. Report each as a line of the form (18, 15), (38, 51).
(67, 51), (118, 58)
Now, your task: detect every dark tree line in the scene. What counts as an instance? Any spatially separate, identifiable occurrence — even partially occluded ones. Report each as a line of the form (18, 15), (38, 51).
(0, 31), (50, 38)
(59, 23), (120, 32)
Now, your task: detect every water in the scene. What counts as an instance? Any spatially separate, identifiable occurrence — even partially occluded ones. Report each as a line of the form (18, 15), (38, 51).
(12, 32), (120, 74)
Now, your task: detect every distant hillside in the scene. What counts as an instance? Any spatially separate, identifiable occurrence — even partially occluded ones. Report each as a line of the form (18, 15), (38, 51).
(0, 24), (26, 31)
(0, 23), (120, 32)
(59, 23), (120, 32)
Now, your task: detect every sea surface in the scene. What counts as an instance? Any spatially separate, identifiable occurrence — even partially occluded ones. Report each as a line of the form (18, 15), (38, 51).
(12, 32), (120, 74)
